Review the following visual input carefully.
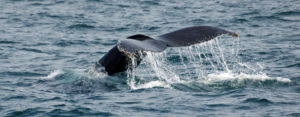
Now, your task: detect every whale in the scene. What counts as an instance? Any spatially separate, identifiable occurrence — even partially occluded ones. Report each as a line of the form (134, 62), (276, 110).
(95, 26), (238, 75)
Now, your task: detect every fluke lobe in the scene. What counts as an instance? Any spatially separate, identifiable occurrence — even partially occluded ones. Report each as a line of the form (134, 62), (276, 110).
(95, 26), (238, 75)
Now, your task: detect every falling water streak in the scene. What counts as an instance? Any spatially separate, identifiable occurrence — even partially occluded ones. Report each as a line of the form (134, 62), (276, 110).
(196, 44), (209, 77)
(161, 51), (181, 82)
(209, 41), (221, 71)
(209, 41), (223, 71)
(194, 45), (205, 78)
(257, 63), (264, 72)
(235, 37), (241, 72)
(214, 39), (228, 71)
(178, 48), (192, 77)
(146, 52), (168, 82)
(238, 62), (257, 73)
(201, 43), (218, 71)
(230, 36), (241, 72)
(127, 57), (137, 89)
(187, 46), (199, 78)
(207, 41), (220, 70)
(151, 52), (181, 83)
(215, 38), (229, 71)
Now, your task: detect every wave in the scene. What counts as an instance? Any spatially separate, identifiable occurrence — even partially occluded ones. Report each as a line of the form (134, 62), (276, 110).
(41, 68), (127, 93)
(251, 10), (300, 22)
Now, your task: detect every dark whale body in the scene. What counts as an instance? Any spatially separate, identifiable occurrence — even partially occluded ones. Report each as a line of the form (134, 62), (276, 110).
(96, 26), (238, 75)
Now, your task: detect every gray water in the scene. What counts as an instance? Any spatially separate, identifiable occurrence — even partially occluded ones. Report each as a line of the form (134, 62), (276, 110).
(1, 0), (300, 116)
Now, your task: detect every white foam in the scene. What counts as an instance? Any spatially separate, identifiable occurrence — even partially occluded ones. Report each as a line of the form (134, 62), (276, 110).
(42, 70), (63, 79)
(203, 71), (291, 83)
(130, 81), (170, 90)
(85, 66), (107, 78)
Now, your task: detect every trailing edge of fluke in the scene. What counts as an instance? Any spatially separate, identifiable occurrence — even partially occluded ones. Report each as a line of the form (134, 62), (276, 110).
(96, 26), (238, 75)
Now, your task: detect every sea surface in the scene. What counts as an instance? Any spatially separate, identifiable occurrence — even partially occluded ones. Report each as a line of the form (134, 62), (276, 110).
(1, 0), (300, 116)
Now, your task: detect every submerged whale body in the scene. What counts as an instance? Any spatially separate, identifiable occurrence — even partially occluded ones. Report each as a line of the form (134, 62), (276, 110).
(96, 26), (238, 75)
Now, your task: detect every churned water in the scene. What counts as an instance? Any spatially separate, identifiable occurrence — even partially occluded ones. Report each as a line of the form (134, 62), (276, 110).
(1, 0), (300, 116)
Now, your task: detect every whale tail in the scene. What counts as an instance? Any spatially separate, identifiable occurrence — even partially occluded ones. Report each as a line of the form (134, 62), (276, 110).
(98, 26), (238, 75)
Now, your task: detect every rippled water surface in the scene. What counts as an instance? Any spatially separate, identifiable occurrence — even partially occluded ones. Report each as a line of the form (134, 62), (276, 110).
(1, 0), (300, 116)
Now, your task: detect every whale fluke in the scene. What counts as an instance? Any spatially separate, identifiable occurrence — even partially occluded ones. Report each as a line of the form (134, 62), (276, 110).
(118, 36), (167, 53)
(157, 26), (238, 47)
(96, 26), (238, 75)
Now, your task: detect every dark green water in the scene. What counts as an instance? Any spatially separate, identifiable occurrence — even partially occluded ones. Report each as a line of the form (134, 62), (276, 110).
(0, 0), (300, 116)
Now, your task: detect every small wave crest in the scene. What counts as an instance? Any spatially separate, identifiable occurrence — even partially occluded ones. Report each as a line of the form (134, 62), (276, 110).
(43, 70), (65, 80)
(68, 24), (95, 29)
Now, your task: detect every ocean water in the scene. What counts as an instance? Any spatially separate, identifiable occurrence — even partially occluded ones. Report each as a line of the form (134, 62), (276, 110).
(0, 0), (300, 116)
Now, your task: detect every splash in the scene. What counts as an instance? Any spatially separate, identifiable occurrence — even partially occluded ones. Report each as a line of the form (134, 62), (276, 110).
(127, 36), (291, 90)
(43, 36), (291, 91)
